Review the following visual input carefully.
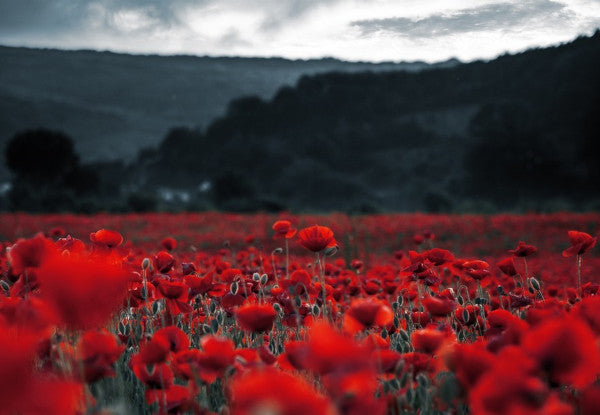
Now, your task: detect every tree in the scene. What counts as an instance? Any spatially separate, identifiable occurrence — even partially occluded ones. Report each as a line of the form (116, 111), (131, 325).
(5, 129), (79, 183)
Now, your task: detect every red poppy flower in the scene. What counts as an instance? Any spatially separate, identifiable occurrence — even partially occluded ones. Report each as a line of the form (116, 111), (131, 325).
(343, 298), (393, 334)
(423, 295), (456, 317)
(470, 347), (547, 415)
(302, 322), (372, 375)
(145, 384), (199, 413)
(509, 241), (538, 257)
(36, 248), (130, 330)
(7, 233), (53, 276)
(16, 376), (85, 415)
(572, 295), (600, 335)
(422, 248), (454, 266)
(411, 328), (446, 355)
(230, 367), (335, 415)
(485, 309), (528, 353)
(235, 303), (277, 332)
(132, 362), (173, 389)
(134, 335), (171, 366)
(523, 316), (600, 388)
(297, 225), (337, 253)
(272, 220), (297, 239)
(497, 257), (518, 276)
(562, 231), (597, 257)
(157, 280), (188, 301)
(463, 260), (490, 280)
(89, 229), (123, 248)
(580, 385), (600, 415)
(0, 324), (38, 412)
(154, 250), (175, 273)
(76, 330), (125, 382)
(444, 341), (494, 389)
(160, 237), (177, 251)
(197, 336), (236, 382)
(153, 326), (190, 353)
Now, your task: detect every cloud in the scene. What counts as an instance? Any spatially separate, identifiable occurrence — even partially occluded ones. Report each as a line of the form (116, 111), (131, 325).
(0, 0), (202, 37)
(351, 0), (576, 38)
(257, 0), (341, 32)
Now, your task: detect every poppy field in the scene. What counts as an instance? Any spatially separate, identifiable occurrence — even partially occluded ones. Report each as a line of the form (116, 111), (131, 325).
(1, 212), (599, 415)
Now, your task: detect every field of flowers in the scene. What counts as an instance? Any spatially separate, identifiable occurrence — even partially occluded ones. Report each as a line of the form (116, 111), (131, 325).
(1, 212), (599, 415)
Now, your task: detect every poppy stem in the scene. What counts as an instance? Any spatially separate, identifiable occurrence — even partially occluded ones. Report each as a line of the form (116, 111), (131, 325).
(316, 253), (329, 320)
(271, 251), (279, 286)
(285, 239), (290, 280)
(523, 258), (528, 278)
(577, 255), (582, 298)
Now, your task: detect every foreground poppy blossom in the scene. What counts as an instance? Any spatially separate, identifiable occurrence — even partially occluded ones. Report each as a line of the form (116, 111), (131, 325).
(467, 346), (576, 415)
(298, 225), (337, 253)
(230, 367), (335, 415)
(423, 295), (457, 317)
(497, 257), (518, 276)
(411, 328), (447, 355)
(235, 303), (277, 332)
(36, 248), (130, 330)
(173, 335), (235, 383)
(0, 324), (38, 412)
(76, 330), (125, 382)
(7, 233), (53, 276)
(343, 298), (393, 334)
(89, 229), (123, 248)
(523, 316), (600, 388)
(154, 250), (176, 273)
(562, 231), (597, 257)
(272, 220), (297, 238)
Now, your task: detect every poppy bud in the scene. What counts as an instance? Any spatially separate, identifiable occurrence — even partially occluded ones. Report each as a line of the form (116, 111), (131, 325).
(312, 304), (320, 315)
(273, 303), (282, 313)
(152, 300), (161, 315)
(260, 274), (268, 285)
(252, 273), (260, 282)
(323, 245), (339, 256)
(400, 329), (410, 342)
(210, 318), (219, 333)
(142, 258), (151, 270)
(497, 285), (505, 295)
(230, 281), (239, 295)
(273, 247), (283, 254)
(462, 308), (470, 323)
(530, 277), (541, 291)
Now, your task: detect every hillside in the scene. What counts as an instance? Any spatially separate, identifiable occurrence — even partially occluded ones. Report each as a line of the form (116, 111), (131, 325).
(134, 32), (600, 212)
(0, 45), (454, 175)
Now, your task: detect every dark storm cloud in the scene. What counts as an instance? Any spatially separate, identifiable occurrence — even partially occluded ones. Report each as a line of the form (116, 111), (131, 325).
(352, 0), (575, 38)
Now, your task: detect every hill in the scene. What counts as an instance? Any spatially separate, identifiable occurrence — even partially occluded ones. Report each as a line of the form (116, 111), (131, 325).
(134, 31), (600, 212)
(0, 45), (453, 178)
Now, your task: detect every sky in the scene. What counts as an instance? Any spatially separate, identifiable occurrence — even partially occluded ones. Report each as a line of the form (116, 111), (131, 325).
(0, 0), (599, 62)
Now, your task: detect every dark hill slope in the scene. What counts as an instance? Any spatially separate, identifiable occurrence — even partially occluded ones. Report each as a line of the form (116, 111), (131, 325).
(0, 45), (448, 173)
(138, 32), (600, 211)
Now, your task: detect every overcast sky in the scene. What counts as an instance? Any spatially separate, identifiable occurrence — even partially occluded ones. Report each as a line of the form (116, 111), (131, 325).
(0, 0), (599, 62)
